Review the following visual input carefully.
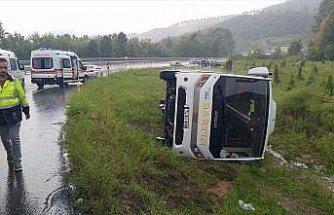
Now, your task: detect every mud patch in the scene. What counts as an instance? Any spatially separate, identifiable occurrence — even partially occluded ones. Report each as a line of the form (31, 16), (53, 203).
(128, 119), (160, 134)
(207, 181), (232, 197)
(195, 161), (238, 181)
(318, 176), (334, 193)
(150, 171), (213, 212)
(279, 197), (323, 215)
(119, 191), (150, 214)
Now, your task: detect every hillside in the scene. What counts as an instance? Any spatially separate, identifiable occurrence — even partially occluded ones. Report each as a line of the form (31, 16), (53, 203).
(131, 15), (234, 42)
(213, 10), (314, 52)
(212, 0), (322, 52)
(135, 0), (322, 53)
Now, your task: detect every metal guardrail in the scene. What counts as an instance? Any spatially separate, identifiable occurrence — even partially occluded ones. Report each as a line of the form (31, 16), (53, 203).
(20, 57), (193, 66)
(20, 57), (227, 66)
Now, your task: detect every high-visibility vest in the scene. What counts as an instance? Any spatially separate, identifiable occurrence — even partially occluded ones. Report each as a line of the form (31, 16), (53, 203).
(0, 78), (28, 109)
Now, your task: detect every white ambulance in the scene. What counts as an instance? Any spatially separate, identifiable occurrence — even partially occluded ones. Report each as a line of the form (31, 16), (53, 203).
(30, 49), (88, 89)
(0, 49), (25, 85)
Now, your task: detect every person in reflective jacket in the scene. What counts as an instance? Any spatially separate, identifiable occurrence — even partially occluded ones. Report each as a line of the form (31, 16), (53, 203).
(0, 58), (30, 171)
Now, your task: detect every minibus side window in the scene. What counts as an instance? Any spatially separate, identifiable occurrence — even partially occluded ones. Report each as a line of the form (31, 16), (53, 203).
(62, 58), (71, 68)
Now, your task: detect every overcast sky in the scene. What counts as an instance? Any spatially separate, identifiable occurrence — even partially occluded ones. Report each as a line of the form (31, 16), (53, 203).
(0, 0), (285, 36)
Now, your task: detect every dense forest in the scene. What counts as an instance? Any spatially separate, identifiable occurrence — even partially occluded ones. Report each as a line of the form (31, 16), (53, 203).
(211, 0), (321, 51)
(214, 10), (314, 51)
(160, 28), (234, 57)
(0, 22), (234, 60)
(307, 0), (334, 60)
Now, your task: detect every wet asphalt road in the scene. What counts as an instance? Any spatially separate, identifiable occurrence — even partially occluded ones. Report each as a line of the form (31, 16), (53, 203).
(0, 62), (174, 214)
(0, 75), (75, 215)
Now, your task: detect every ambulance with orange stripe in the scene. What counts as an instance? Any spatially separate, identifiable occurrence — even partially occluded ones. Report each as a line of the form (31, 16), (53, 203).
(30, 49), (88, 89)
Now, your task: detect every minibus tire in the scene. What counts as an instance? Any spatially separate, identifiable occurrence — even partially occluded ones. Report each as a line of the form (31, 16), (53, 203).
(37, 83), (44, 90)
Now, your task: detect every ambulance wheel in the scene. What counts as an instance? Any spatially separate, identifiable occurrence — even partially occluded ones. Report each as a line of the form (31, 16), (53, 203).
(37, 83), (44, 90)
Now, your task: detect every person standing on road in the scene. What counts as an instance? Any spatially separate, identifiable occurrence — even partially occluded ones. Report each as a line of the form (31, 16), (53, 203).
(106, 61), (110, 75)
(0, 58), (30, 171)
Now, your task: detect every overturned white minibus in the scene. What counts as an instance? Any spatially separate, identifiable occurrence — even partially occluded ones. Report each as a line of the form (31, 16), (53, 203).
(159, 67), (276, 161)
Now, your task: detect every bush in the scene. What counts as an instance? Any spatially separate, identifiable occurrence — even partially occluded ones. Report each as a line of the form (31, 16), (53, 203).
(280, 90), (310, 118)
(305, 71), (316, 86)
(297, 66), (304, 80)
(312, 64), (319, 74)
(273, 65), (280, 84)
(280, 59), (286, 67)
(287, 75), (295, 91)
(325, 75), (334, 96)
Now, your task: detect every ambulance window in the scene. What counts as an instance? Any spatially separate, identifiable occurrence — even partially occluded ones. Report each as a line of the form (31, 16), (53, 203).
(32, 58), (53, 69)
(10, 58), (17, 70)
(45, 58), (52, 68)
(17, 60), (23, 70)
(62, 59), (71, 68)
(78, 61), (85, 70)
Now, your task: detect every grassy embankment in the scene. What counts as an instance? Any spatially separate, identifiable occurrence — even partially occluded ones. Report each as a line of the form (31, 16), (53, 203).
(62, 59), (334, 214)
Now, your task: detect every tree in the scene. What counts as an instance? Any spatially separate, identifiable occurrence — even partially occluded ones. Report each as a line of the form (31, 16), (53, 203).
(160, 28), (234, 57)
(312, 64), (319, 74)
(116, 32), (128, 57)
(248, 48), (266, 59)
(325, 75), (334, 96)
(100, 35), (112, 57)
(272, 47), (282, 59)
(1, 20), (235, 58)
(3, 33), (33, 59)
(37, 33), (57, 49)
(288, 40), (302, 55)
(287, 75), (296, 91)
(280, 59), (286, 67)
(297, 65), (304, 80)
(127, 38), (141, 57)
(314, 0), (334, 32)
(0, 22), (9, 47)
(273, 65), (280, 84)
(310, 0), (334, 61)
(305, 71), (316, 86)
(207, 28), (234, 57)
(86, 39), (99, 57)
(267, 61), (273, 70)
(307, 42), (323, 61)
(160, 37), (175, 56)
(315, 12), (334, 60)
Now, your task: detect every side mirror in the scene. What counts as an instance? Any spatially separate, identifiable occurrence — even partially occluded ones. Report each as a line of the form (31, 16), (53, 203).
(19, 65), (25, 70)
(84, 66), (87, 70)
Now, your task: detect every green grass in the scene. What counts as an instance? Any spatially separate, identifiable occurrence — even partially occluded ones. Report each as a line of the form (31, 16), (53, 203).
(62, 62), (334, 214)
